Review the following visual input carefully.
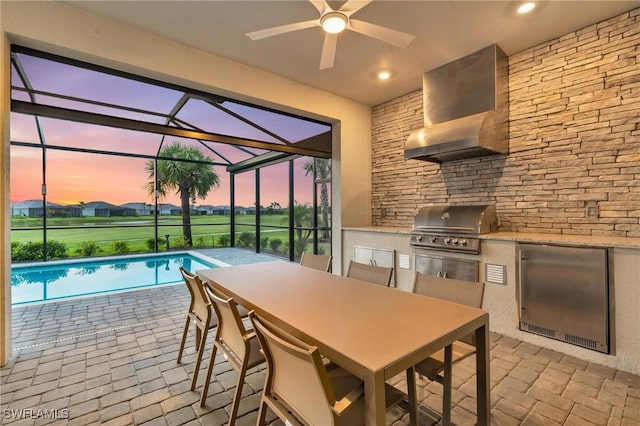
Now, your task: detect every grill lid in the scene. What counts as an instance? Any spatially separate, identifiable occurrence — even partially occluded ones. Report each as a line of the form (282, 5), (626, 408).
(412, 205), (498, 235)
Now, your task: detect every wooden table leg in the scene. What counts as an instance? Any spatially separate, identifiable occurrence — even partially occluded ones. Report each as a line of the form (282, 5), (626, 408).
(364, 372), (387, 426)
(475, 321), (490, 425)
(405, 366), (418, 425)
(442, 344), (453, 425)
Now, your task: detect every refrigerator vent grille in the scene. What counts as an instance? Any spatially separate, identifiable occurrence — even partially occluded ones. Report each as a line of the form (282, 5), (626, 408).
(565, 334), (598, 350)
(522, 323), (555, 338)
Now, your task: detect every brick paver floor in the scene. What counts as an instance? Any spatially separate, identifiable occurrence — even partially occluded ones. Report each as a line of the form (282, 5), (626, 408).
(2, 249), (638, 425)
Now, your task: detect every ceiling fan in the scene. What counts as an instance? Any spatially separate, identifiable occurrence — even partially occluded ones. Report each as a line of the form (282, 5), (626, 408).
(246, 0), (415, 70)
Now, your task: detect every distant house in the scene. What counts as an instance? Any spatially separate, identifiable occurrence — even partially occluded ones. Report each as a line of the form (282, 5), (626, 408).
(83, 201), (136, 217)
(194, 204), (212, 215)
(211, 205), (231, 215)
(193, 205), (231, 215)
(11, 200), (80, 217)
(120, 202), (153, 216)
(157, 203), (181, 215)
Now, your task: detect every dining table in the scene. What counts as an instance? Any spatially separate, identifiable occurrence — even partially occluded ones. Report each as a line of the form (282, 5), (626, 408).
(197, 261), (490, 426)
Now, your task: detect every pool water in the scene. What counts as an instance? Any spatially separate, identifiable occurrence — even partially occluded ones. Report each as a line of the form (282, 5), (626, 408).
(11, 252), (221, 305)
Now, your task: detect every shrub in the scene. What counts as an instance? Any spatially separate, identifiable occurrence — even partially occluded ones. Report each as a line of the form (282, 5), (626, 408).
(11, 240), (69, 262)
(260, 237), (269, 251)
(47, 240), (69, 259)
(171, 236), (189, 249)
(146, 237), (166, 251)
(294, 238), (308, 257)
(237, 232), (256, 248)
(218, 234), (231, 247)
(76, 241), (102, 257)
(269, 238), (282, 253)
(111, 241), (130, 255)
(194, 237), (207, 248)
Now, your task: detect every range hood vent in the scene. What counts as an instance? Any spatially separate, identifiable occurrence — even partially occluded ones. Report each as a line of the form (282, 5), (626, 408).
(405, 44), (509, 163)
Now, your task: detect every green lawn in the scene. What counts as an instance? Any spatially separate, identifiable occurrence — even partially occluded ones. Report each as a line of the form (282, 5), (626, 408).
(11, 213), (329, 260)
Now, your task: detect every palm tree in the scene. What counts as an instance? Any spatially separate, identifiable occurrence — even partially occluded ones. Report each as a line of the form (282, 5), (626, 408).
(303, 158), (331, 239)
(144, 141), (220, 246)
(292, 201), (313, 241)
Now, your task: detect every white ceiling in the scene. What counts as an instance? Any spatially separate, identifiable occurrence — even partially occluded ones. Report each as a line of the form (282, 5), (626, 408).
(63, 1), (638, 106)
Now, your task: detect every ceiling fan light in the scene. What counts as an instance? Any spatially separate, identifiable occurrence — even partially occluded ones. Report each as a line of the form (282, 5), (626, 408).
(321, 12), (348, 34)
(517, 2), (536, 14)
(377, 70), (392, 80)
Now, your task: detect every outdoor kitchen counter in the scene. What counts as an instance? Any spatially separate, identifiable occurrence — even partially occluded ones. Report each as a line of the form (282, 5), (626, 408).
(342, 226), (412, 234)
(481, 231), (640, 249)
(342, 226), (640, 249)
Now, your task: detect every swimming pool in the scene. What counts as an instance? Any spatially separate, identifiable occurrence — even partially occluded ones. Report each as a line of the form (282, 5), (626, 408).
(11, 252), (228, 305)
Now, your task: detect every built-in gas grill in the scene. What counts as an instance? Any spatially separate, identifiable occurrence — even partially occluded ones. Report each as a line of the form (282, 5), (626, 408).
(410, 205), (499, 255)
(411, 205), (498, 281)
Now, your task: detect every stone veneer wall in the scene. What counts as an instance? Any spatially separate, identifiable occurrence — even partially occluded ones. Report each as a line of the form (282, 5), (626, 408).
(371, 8), (639, 237)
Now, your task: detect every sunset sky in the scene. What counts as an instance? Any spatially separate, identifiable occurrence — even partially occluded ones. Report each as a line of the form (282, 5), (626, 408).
(10, 51), (330, 208)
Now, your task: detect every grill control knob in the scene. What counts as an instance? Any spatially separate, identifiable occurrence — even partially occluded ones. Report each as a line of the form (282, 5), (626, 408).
(416, 235), (424, 242)
(459, 239), (468, 246)
(444, 238), (452, 245)
(430, 236), (438, 243)
(452, 239), (459, 245)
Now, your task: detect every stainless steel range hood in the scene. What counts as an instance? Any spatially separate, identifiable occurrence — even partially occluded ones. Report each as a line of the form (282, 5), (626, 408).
(405, 44), (509, 163)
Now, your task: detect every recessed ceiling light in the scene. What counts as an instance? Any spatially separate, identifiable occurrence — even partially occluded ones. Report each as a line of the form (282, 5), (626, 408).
(517, 2), (536, 14)
(321, 12), (348, 34)
(377, 70), (392, 80)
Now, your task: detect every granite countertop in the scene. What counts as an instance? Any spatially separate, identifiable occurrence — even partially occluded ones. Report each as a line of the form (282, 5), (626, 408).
(342, 226), (412, 234)
(483, 231), (640, 249)
(342, 226), (640, 249)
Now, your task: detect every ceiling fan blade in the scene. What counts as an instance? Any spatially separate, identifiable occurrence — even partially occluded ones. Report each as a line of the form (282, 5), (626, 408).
(308, 0), (330, 15)
(339, 0), (373, 16)
(319, 33), (338, 70)
(348, 19), (415, 48)
(247, 19), (319, 40)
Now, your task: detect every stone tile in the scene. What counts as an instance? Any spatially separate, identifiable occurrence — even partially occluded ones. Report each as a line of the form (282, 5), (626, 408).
(10, 358), (40, 373)
(100, 386), (142, 408)
(164, 406), (197, 426)
(531, 400), (570, 423)
(130, 388), (172, 412)
(110, 364), (136, 382)
(141, 377), (168, 394)
(69, 384), (113, 406)
(495, 398), (530, 421)
(160, 391), (200, 413)
(112, 375), (139, 392)
(573, 369), (606, 389)
(572, 403), (611, 425)
(69, 398), (100, 418)
(527, 384), (573, 411)
(133, 403), (164, 424)
(100, 401), (131, 423)
(101, 414), (134, 426)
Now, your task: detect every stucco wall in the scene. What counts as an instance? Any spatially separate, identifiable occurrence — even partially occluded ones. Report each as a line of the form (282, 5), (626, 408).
(0, 0), (12, 366)
(0, 1), (373, 364)
(371, 9), (640, 238)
